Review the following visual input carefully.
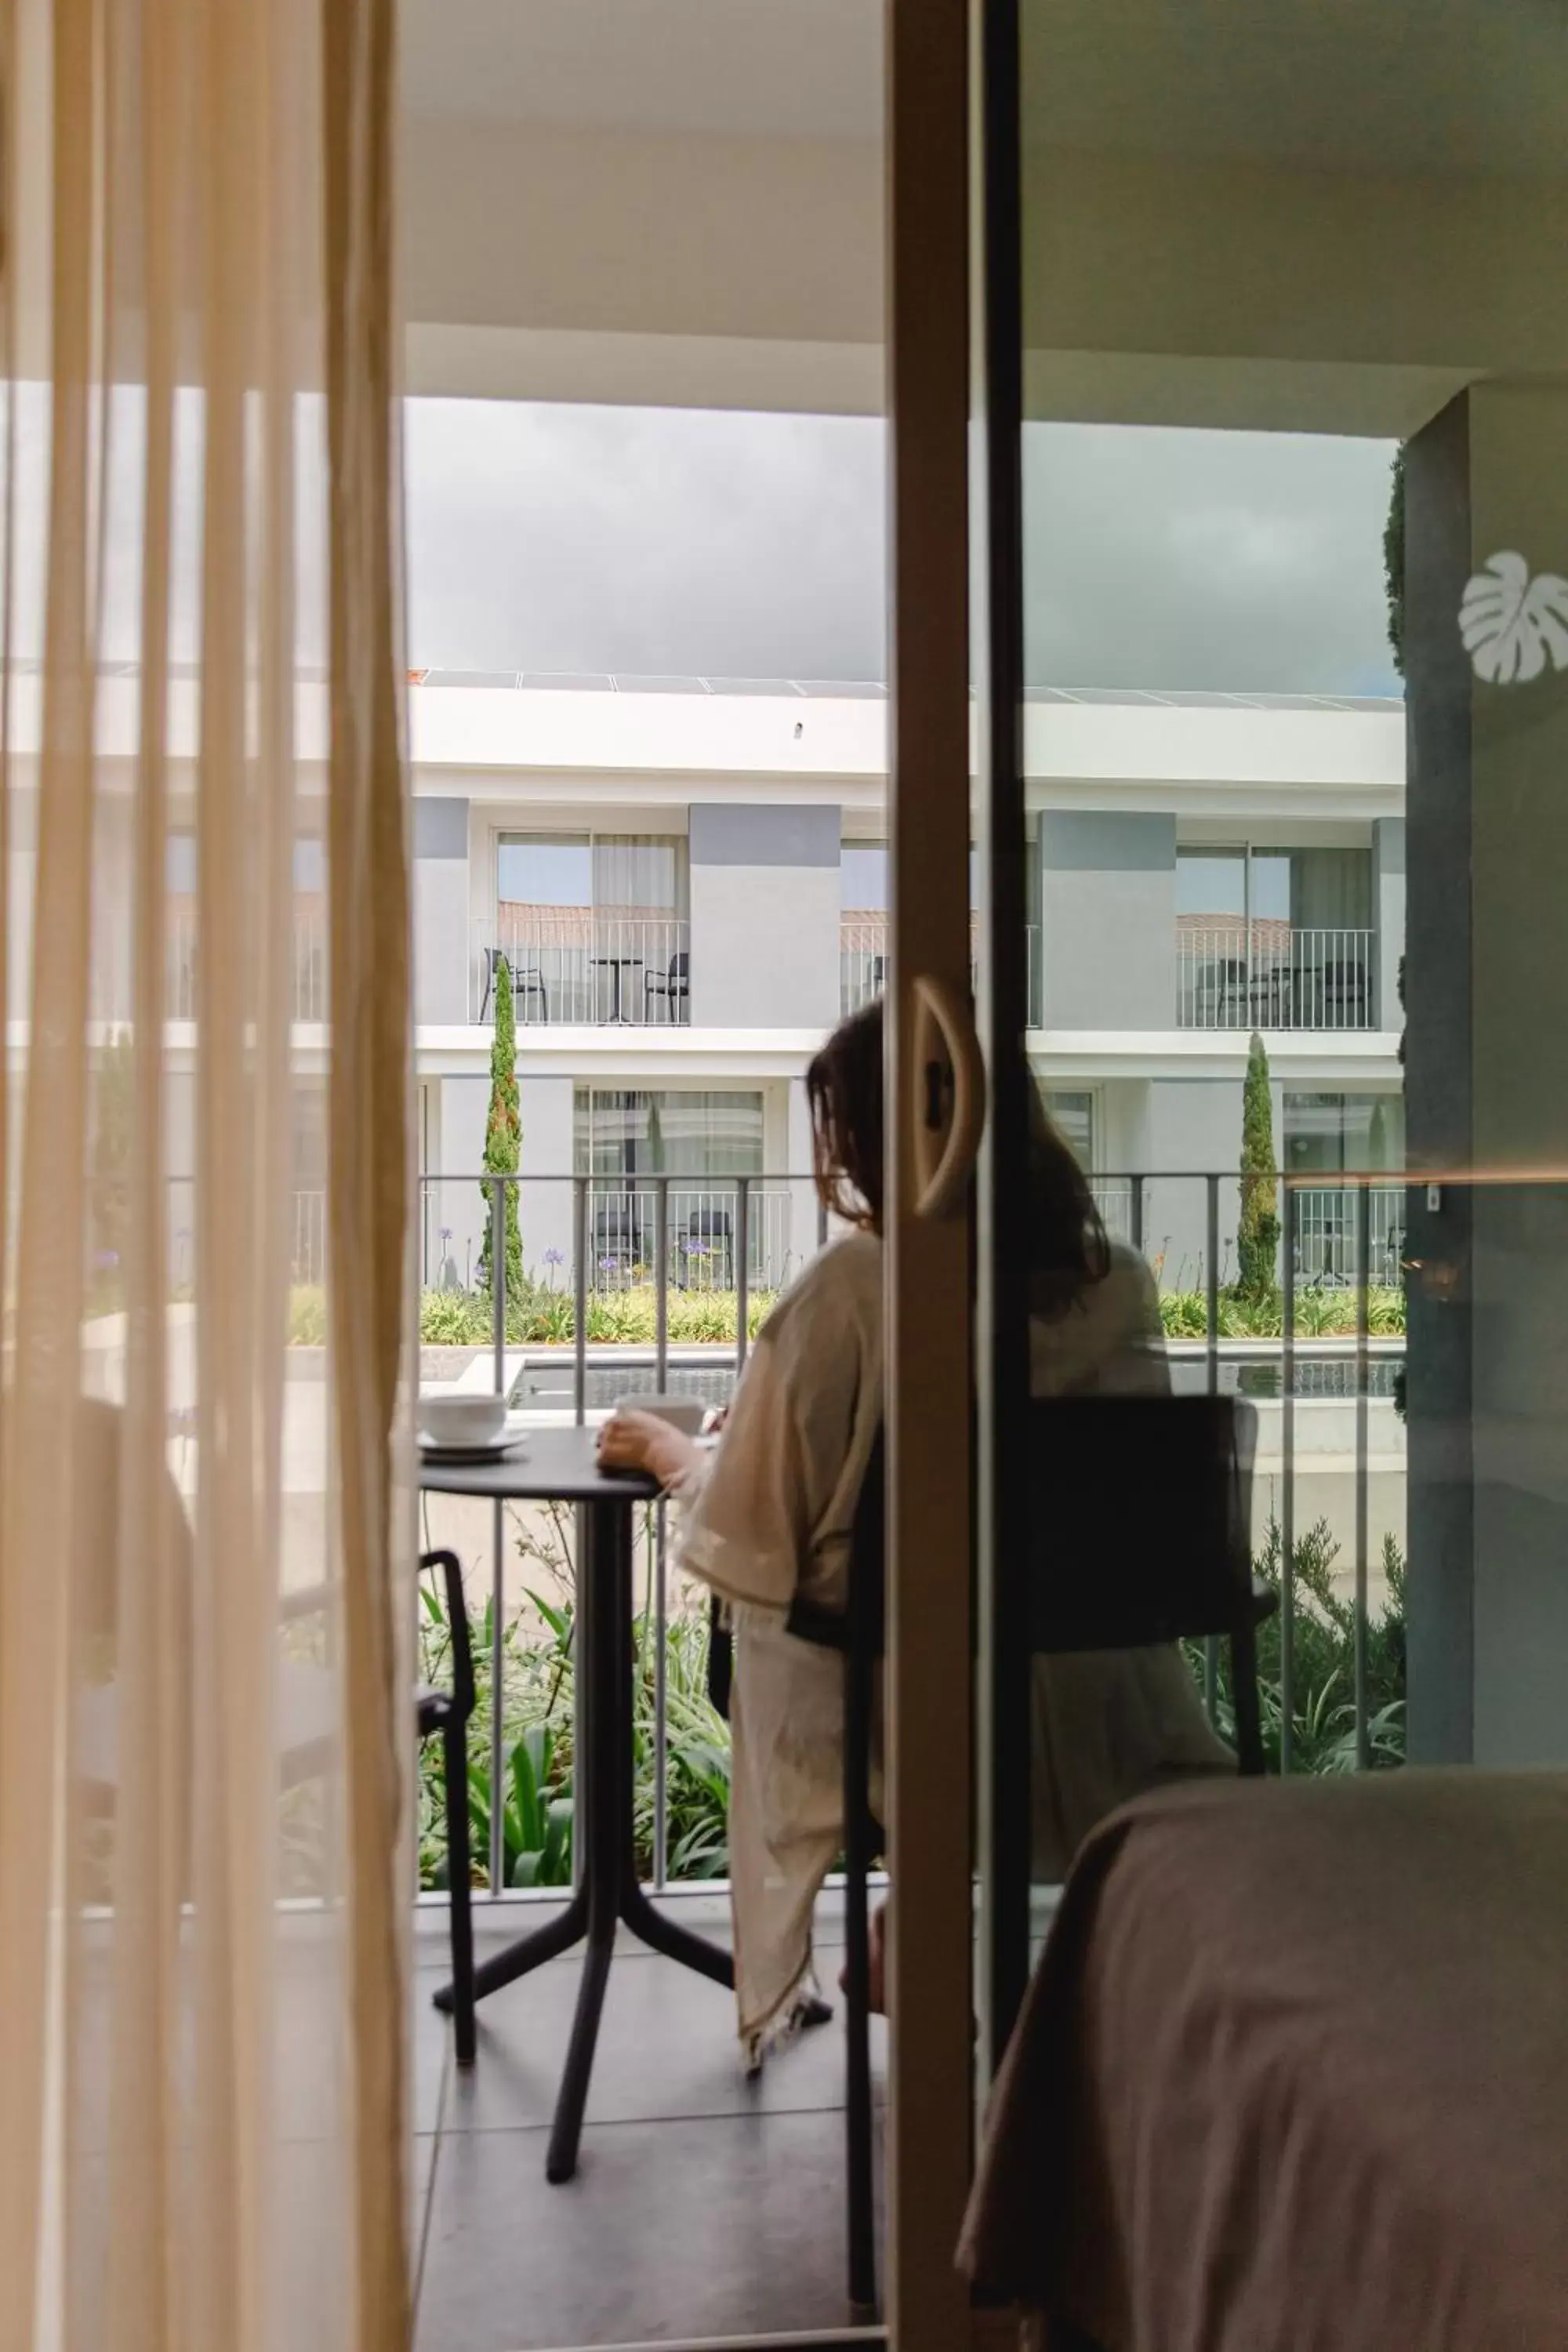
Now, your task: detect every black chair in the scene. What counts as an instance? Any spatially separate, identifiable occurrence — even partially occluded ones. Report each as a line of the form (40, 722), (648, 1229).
(644, 947), (690, 1021)
(593, 1193), (648, 1278)
(790, 1393), (1272, 2322)
(479, 946), (548, 1023)
(683, 1202), (734, 1288)
(68, 1399), (481, 2071)
(418, 1548), (478, 2066)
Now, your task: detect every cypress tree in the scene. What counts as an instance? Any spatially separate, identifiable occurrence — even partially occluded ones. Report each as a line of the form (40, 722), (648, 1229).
(1236, 1030), (1279, 1300)
(477, 958), (524, 1305)
(1384, 441), (1406, 679)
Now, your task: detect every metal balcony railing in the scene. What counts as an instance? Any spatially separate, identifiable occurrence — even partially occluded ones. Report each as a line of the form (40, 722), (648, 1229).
(163, 905), (326, 1023)
(1178, 924), (1377, 1030)
(840, 916), (1042, 1022)
(469, 914), (691, 1026)
(405, 1163), (1414, 1902)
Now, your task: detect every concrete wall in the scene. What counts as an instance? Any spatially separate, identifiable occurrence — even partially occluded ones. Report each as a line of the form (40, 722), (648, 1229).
(517, 1077), (577, 1283)
(688, 802), (841, 1029)
(1143, 1079), (1243, 1291)
(1374, 815), (1406, 1032)
(430, 1076), (490, 1290)
(1040, 811), (1176, 1029)
(413, 796), (470, 1025)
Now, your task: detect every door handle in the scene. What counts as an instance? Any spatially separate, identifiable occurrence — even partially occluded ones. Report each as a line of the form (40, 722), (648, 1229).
(910, 972), (986, 1220)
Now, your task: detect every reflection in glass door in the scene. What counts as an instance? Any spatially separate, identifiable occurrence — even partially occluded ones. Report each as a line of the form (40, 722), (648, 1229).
(968, 0), (1568, 2121)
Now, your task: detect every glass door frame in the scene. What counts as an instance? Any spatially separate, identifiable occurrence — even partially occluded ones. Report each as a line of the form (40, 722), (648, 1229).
(880, 0), (981, 2345)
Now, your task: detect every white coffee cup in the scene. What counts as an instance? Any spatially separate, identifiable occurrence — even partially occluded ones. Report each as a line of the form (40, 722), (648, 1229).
(609, 1393), (706, 1437)
(419, 1391), (507, 1449)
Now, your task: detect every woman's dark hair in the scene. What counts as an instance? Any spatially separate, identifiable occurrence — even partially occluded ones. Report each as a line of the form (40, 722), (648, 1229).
(805, 998), (1109, 1311)
(806, 1000), (885, 1229)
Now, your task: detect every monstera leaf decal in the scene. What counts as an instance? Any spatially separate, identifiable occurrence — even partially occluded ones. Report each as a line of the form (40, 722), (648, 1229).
(1459, 550), (1568, 684)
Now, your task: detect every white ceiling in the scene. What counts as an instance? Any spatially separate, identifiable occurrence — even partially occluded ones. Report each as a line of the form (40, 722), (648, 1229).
(400, 0), (883, 141)
(1022, 0), (1568, 182)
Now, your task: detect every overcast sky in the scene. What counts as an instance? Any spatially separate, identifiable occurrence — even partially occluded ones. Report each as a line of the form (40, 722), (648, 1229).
(405, 401), (1403, 696)
(8, 394), (1399, 695)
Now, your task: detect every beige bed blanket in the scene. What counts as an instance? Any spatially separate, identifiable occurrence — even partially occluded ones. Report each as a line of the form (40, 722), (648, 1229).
(960, 1769), (1568, 2352)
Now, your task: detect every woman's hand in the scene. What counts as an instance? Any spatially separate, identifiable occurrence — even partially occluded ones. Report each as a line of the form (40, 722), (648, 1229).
(596, 1408), (702, 1490)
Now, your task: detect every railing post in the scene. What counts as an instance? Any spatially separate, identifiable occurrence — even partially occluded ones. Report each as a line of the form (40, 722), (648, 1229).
(1204, 1172), (1221, 1724)
(490, 1174), (507, 1894)
(655, 1174), (670, 1393)
(653, 1499), (669, 1889)
(1280, 1176), (1296, 1775)
(572, 1176), (588, 1427)
(735, 1176), (751, 1378)
(1355, 1178), (1370, 1769)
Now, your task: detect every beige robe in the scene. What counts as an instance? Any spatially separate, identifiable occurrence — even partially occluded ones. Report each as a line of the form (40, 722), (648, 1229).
(676, 1232), (1231, 2056)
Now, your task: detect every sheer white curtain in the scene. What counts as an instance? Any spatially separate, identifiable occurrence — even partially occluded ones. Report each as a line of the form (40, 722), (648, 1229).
(0, 0), (413, 2344)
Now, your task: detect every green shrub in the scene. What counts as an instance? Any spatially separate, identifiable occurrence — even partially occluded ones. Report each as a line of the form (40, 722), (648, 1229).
(411, 1282), (777, 1350)
(1185, 1518), (1406, 1774)
(1158, 1286), (1405, 1339)
(289, 1285), (329, 1345)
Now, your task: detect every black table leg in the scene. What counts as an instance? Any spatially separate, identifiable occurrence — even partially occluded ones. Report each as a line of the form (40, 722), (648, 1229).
(432, 1492), (733, 2182)
(431, 1886), (586, 2012)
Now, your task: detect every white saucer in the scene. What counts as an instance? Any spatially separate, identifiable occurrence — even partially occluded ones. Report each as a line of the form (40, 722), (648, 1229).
(418, 1428), (526, 1464)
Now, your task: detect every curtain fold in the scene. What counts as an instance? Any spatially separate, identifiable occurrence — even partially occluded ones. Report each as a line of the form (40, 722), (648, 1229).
(0, 0), (413, 2341)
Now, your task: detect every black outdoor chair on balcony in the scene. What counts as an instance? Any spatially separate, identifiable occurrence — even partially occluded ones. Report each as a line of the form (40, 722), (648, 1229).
(681, 1201), (734, 1288)
(644, 947), (691, 1022)
(479, 946), (548, 1025)
(1317, 956), (1370, 1028)
(593, 1195), (649, 1281)
(789, 1392), (1273, 2323)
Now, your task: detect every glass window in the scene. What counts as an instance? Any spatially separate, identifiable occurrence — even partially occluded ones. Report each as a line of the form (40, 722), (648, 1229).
(498, 835), (592, 906)
(574, 1089), (764, 1178)
(1285, 1091), (1405, 1173)
(840, 843), (888, 910)
(593, 835), (685, 914)
(1175, 848), (1246, 920)
(293, 837), (325, 893)
(1044, 1088), (1094, 1169)
(1288, 847), (1371, 932)
(166, 833), (197, 894)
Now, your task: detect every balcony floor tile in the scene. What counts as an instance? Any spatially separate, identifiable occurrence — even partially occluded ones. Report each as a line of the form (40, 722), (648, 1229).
(415, 2107), (861, 2351)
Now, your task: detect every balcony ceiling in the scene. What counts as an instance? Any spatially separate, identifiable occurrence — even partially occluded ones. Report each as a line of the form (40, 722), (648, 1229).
(401, 0), (881, 142)
(403, 0), (1568, 437)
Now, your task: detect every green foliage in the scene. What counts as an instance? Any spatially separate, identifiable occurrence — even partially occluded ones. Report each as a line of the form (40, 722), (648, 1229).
(1185, 1519), (1406, 1775)
(409, 1280), (775, 1348)
(289, 1285), (330, 1345)
(1157, 1285), (1405, 1339)
(290, 1280), (779, 1348)
(416, 1520), (733, 1893)
(87, 1030), (136, 1309)
(1236, 1032), (1279, 1301)
(1385, 441), (1406, 679)
(477, 957), (524, 1305)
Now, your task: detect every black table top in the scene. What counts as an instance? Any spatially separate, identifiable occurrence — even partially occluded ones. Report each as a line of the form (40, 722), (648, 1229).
(416, 1420), (659, 1504)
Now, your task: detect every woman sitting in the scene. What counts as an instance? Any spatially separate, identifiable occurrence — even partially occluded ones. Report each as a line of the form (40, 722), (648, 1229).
(599, 999), (1231, 2067)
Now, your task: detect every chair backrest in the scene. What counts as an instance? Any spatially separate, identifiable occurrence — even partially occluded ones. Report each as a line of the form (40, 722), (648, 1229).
(786, 1395), (1254, 1666)
(671, 950), (690, 983)
(1026, 1392), (1254, 1653)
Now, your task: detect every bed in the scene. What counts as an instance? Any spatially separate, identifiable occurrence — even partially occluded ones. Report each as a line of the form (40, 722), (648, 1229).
(960, 1769), (1568, 2352)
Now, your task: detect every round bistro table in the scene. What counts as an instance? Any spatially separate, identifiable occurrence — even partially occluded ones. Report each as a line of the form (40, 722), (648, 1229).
(420, 1424), (733, 2181)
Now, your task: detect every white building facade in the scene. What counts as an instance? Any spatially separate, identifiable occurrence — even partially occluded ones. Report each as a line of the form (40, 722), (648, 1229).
(409, 674), (1406, 1298)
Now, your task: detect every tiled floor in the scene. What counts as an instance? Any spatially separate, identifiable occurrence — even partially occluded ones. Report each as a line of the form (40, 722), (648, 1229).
(412, 1893), (884, 2350)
